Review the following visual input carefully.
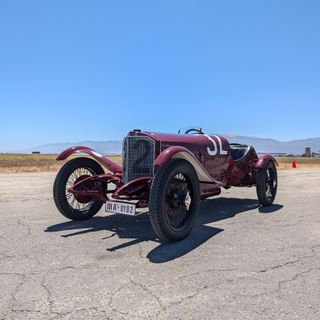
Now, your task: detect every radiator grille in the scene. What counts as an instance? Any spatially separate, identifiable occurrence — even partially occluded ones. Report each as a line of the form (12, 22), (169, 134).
(123, 136), (155, 183)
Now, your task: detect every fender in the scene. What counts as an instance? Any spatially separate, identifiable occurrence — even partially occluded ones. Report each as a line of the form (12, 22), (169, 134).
(56, 146), (123, 174)
(255, 154), (278, 169)
(154, 146), (223, 185)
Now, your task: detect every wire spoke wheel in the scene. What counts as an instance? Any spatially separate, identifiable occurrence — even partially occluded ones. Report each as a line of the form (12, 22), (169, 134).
(165, 173), (193, 230)
(265, 168), (277, 199)
(65, 167), (96, 212)
(149, 159), (200, 242)
(53, 157), (104, 221)
(256, 161), (278, 207)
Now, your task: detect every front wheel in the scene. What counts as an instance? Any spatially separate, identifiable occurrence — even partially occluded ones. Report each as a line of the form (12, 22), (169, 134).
(149, 159), (200, 242)
(53, 157), (104, 220)
(256, 161), (278, 206)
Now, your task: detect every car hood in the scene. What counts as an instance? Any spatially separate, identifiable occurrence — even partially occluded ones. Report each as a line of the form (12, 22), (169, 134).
(140, 131), (228, 146)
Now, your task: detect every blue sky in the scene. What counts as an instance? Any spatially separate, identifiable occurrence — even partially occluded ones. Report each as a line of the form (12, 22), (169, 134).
(0, 0), (320, 151)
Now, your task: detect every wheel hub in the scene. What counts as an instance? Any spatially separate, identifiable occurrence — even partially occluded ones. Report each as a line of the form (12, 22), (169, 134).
(165, 173), (193, 228)
(171, 190), (183, 207)
(265, 168), (276, 199)
(72, 175), (93, 203)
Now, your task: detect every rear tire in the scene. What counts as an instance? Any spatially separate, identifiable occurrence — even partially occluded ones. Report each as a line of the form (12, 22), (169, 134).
(53, 157), (104, 221)
(149, 159), (200, 242)
(256, 161), (278, 206)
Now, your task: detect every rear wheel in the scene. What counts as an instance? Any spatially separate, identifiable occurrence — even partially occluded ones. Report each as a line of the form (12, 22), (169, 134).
(256, 161), (278, 206)
(149, 159), (200, 242)
(53, 157), (104, 220)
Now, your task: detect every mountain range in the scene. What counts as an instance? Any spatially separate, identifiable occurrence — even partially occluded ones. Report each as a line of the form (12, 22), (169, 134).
(18, 141), (123, 155)
(15, 136), (320, 155)
(226, 136), (320, 155)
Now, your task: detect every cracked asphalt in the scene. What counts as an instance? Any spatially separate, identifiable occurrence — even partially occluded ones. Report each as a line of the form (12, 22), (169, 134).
(0, 169), (320, 319)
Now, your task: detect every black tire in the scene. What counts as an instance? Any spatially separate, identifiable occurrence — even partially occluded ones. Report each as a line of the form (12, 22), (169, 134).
(53, 157), (104, 221)
(149, 159), (200, 242)
(256, 161), (278, 206)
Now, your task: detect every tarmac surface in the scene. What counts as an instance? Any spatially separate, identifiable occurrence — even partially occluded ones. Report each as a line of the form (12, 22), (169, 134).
(0, 169), (320, 319)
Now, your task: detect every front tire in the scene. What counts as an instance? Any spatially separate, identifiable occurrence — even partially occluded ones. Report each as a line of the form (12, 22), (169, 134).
(256, 161), (278, 206)
(149, 159), (200, 242)
(53, 157), (104, 221)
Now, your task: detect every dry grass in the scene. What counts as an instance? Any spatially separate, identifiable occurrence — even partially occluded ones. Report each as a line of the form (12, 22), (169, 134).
(0, 154), (319, 173)
(0, 154), (122, 173)
(275, 157), (320, 170)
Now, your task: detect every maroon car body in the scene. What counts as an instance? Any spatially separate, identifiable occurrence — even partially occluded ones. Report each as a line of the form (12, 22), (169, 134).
(53, 129), (278, 242)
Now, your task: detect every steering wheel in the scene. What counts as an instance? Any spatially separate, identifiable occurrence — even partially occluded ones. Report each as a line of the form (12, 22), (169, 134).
(185, 128), (204, 135)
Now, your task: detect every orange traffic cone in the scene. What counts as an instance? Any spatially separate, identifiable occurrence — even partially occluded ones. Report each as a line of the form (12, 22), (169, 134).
(292, 160), (297, 168)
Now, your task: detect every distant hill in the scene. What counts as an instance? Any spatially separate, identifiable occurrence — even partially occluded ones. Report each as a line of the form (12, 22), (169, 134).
(225, 136), (320, 155)
(15, 136), (320, 155)
(18, 140), (122, 154)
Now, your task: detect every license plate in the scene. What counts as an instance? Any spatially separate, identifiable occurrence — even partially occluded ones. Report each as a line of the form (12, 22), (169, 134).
(105, 201), (136, 216)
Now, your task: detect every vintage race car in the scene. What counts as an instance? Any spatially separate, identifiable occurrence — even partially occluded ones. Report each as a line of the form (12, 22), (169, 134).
(53, 128), (278, 242)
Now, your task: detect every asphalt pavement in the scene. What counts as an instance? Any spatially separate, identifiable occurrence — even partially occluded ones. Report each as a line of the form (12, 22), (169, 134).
(0, 169), (319, 319)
